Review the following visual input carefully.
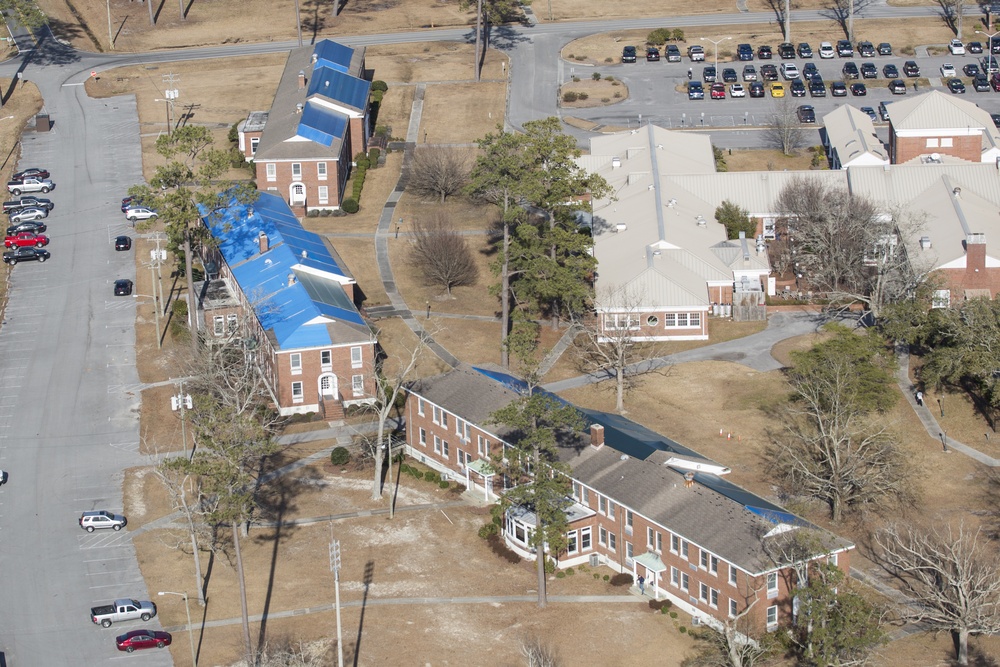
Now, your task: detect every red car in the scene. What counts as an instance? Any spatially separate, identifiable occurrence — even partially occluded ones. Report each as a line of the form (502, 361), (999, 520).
(710, 83), (726, 99)
(11, 168), (49, 182)
(4, 232), (48, 248)
(115, 629), (172, 653)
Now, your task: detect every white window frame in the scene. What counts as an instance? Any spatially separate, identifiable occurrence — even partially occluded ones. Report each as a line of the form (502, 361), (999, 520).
(656, 532), (663, 553)
(567, 531), (578, 555)
(700, 550), (709, 570)
(417, 399), (425, 417)
(766, 605), (778, 629)
(350, 346), (363, 368)
(418, 428), (426, 446)
(681, 540), (689, 560)
(681, 572), (689, 592)
(729, 598), (738, 618)
(710, 588), (719, 609)
(318, 186), (329, 205)
(433, 435), (442, 454)
(213, 315), (224, 336)
(671, 567), (680, 587)
(292, 162), (302, 178)
(932, 289), (951, 309)
(599, 526), (607, 546)
(321, 350), (332, 370)
(317, 162), (328, 180)
(580, 527), (592, 551)
(671, 535), (679, 554)
(625, 510), (633, 535)
(767, 572), (779, 598)
(625, 541), (634, 566)
(442, 440), (450, 459)
(250, 137), (259, 155)
(227, 314), (238, 333)
(599, 496), (607, 515)
(700, 582), (709, 603)
(477, 435), (489, 457)
(266, 163), (276, 181)
(647, 527), (655, 550)
(729, 565), (738, 587)
(608, 531), (616, 552)
(352, 374), (364, 396)
(291, 381), (304, 403)
(290, 353), (302, 375)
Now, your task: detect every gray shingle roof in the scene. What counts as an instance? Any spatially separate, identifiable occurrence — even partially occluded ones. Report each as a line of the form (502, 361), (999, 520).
(407, 366), (521, 431)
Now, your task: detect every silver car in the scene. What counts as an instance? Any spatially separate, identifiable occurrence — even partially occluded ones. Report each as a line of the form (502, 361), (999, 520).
(9, 207), (47, 223)
(79, 510), (127, 532)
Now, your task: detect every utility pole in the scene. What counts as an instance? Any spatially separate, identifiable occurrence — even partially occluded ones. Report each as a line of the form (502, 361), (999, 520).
(171, 380), (193, 459)
(295, 0), (303, 47)
(162, 73), (180, 135)
(147, 0), (154, 26)
(848, 0), (855, 43)
(147, 239), (167, 348)
(178, 0), (186, 20)
(329, 535), (345, 667)
(106, 0), (114, 50)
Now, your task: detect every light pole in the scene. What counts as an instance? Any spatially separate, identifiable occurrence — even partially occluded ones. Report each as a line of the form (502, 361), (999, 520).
(700, 36), (732, 76)
(171, 380), (193, 459)
(329, 537), (345, 667)
(977, 30), (999, 68)
(106, 0), (114, 50)
(158, 591), (196, 667)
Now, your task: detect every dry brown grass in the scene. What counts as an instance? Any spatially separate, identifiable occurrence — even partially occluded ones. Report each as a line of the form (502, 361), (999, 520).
(367, 42), (508, 84)
(419, 81), (507, 144)
(560, 78), (629, 108)
(726, 148), (819, 171)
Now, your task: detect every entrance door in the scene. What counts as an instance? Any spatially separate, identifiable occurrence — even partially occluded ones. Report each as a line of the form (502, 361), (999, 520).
(319, 374), (338, 399)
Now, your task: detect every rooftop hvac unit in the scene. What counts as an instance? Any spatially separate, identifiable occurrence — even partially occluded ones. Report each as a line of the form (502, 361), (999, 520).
(589, 554), (601, 567)
(615, 223), (627, 232)
(919, 236), (932, 250)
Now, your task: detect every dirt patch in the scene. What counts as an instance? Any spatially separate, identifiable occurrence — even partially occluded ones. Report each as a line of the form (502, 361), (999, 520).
(725, 148), (821, 171)
(367, 41), (508, 84)
(560, 78), (629, 108)
(419, 81), (507, 144)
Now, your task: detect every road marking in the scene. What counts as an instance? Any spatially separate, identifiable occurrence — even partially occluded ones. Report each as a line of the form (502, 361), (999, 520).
(88, 581), (145, 589)
(62, 82), (85, 87)
(83, 555), (134, 563)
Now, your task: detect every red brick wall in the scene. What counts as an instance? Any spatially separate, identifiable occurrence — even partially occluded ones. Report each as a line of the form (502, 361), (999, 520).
(891, 132), (983, 164)
(404, 394), (502, 481)
(599, 310), (709, 340)
(273, 342), (376, 412)
(255, 156), (345, 214)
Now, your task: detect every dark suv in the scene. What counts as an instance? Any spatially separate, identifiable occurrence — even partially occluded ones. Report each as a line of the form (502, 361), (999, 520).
(687, 81), (705, 100)
(778, 42), (795, 59)
(703, 66), (717, 82)
(842, 61), (860, 78)
(757, 44), (773, 59)
(665, 45), (681, 62)
(622, 46), (637, 63)
(737, 43), (754, 61)
(857, 41), (875, 57)
(861, 62), (878, 79)
(837, 40), (854, 57)
(903, 60), (920, 77)
(798, 42), (813, 57)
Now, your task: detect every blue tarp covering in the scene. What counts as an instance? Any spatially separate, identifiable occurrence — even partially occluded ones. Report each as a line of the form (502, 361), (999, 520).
(312, 40), (355, 74)
(307, 66), (371, 112)
(297, 101), (349, 147)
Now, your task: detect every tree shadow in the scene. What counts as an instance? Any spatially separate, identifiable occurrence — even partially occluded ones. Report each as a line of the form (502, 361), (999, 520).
(819, 0), (879, 38)
(20, 21), (84, 68)
(303, 0), (333, 45)
(184, 0), (195, 20)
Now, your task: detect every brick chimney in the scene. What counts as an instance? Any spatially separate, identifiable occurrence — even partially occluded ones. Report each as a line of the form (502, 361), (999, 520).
(298, 69), (306, 90)
(590, 424), (604, 449)
(258, 230), (269, 254)
(965, 233), (989, 289)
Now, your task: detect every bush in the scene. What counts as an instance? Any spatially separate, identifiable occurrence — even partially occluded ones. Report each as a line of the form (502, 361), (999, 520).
(486, 533), (521, 564)
(544, 558), (556, 574)
(398, 463), (411, 475)
(438, 480), (449, 489)
(341, 198), (359, 214)
(368, 147), (381, 165)
(562, 91), (579, 103)
(355, 154), (371, 170)
(306, 209), (320, 217)
(371, 80), (388, 92)
(423, 471), (439, 483)
(228, 121), (239, 144)
(592, 72), (602, 81)
(593, 573), (600, 579)
(649, 599), (671, 611)
(679, 626), (687, 634)
(330, 447), (350, 466)
(601, 98), (610, 103)
(671, 28), (685, 41)
(555, 571), (566, 578)
(577, 92), (589, 100)
(647, 28), (672, 44)
(603, 574), (610, 582)
(604, 57), (613, 63)
(609, 573), (633, 587)
(661, 607), (669, 614)
(478, 522), (498, 539)
(566, 568), (575, 576)
(669, 611), (678, 619)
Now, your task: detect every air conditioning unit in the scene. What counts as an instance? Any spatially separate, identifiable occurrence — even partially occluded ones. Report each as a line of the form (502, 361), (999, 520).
(692, 617), (702, 627)
(589, 554), (601, 567)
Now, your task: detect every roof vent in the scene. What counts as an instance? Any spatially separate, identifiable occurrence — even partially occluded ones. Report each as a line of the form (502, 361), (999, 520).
(611, 157), (621, 169)
(696, 216), (707, 227)
(615, 223), (627, 233)
(297, 70), (306, 90)
(919, 235), (932, 250)
(953, 186), (962, 197)
(667, 198), (677, 207)
(311, 53), (318, 64)
(648, 184), (654, 191)
(620, 454), (628, 461)
(287, 273), (296, 287)
(296, 103), (304, 114)
(264, 258), (273, 266)
(301, 249), (308, 260)
(590, 424), (605, 449)
(683, 471), (695, 488)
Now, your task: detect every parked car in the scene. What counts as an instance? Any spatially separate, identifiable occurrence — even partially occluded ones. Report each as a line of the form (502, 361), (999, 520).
(687, 81), (705, 100)
(882, 63), (899, 78)
(9, 207), (47, 223)
(878, 42), (893, 56)
(969, 41), (984, 54)
(749, 81), (765, 97)
(770, 82), (785, 97)
(796, 105), (816, 123)
(993, 73), (1000, 92)
(757, 44), (773, 59)
(688, 45), (705, 61)
(124, 206), (157, 222)
(819, 41), (835, 58)
(992, 36), (1000, 54)
(903, 61), (920, 77)
(857, 41), (875, 57)
(742, 65), (757, 81)
(6, 221), (46, 235)
(974, 75), (991, 92)
(798, 42), (813, 58)
(802, 62), (819, 79)
(889, 79), (908, 94)
(10, 168), (49, 182)
(778, 42), (795, 59)
(809, 78), (827, 96)
(860, 106), (878, 122)
(7, 178), (53, 195)
(703, 66), (717, 82)
(646, 46), (660, 62)
(964, 63), (981, 77)
(80, 510), (127, 532)
(0, 470), (6, 485)
(760, 64), (778, 81)
(940, 63), (957, 77)
(780, 63), (799, 80)
(878, 100), (894, 121)
(831, 81), (848, 96)
(114, 279), (134, 296)
(993, 113), (1000, 128)
(861, 62), (877, 79)
(115, 235), (132, 251)
(949, 39), (966, 55)
(2, 196), (52, 213)
(729, 83), (746, 97)
(91, 599), (157, 628)
(722, 68), (738, 82)
(850, 82), (868, 96)
(665, 45), (681, 62)
(3, 246), (49, 265)
(4, 232), (48, 248)
(842, 61), (860, 79)
(948, 78), (967, 94)
(737, 43), (754, 61)
(115, 630), (171, 653)
(984, 56), (1000, 74)
(837, 40), (854, 57)
(790, 79), (806, 96)
(621, 46), (637, 63)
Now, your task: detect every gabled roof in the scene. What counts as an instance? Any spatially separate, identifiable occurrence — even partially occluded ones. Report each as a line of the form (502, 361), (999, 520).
(888, 89), (988, 131)
(312, 40), (356, 73)
(307, 66), (371, 113)
(822, 105), (889, 168)
(297, 101), (349, 147)
(203, 192), (370, 351)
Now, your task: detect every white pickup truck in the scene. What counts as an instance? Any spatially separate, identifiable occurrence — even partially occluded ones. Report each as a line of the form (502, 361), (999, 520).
(7, 178), (54, 195)
(90, 599), (157, 627)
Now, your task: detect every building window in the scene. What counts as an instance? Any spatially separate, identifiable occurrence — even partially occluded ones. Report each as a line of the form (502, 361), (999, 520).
(932, 289), (951, 309)
(608, 500), (617, 518)
(647, 527), (655, 550)
(608, 532), (616, 552)
(267, 187), (278, 192)
(700, 550), (709, 569)
(477, 435), (489, 457)
(681, 572), (689, 592)
(664, 313), (676, 327)
(926, 138), (939, 148)
(250, 137), (259, 155)
(291, 382), (304, 403)
(599, 497), (607, 515)
(581, 527), (591, 551)
(228, 314), (237, 332)
(690, 313), (701, 326)
(266, 163), (276, 181)
(671, 535), (679, 554)
(599, 526), (607, 546)
(710, 556), (719, 575)
(433, 436), (442, 454)
(458, 450), (470, 469)
(700, 583), (709, 603)
(582, 487), (590, 505)
(292, 162), (302, 178)
(729, 566), (738, 587)
(646, 315), (659, 326)
(442, 440), (450, 458)
(729, 598), (738, 618)
(290, 353), (302, 375)
(656, 532), (663, 553)
(766, 605), (778, 629)
(318, 186), (329, 204)
(317, 162), (328, 180)
(681, 540), (689, 560)
(710, 588), (719, 608)
(829, 553), (838, 567)
(671, 567), (680, 587)
(767, 572), (778, 598)
(567, 531), (578, 554)
(941, 137), (954, 148)
(432, 406), (449, 428)
(418, 428), (426, 446)
(351, 346), (363, 368)
(625, 541), (634, 566)
(603, 313), (639, 330)
(321, 350), (332, 370)
(213, 316), (224, 336)
(352, 375), (364, 395)
(417, 399), (425, 416)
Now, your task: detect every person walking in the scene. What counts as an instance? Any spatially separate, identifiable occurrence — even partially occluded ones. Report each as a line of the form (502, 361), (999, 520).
(637, 574), (645, 595)
(687, 68), (693, 80)
(916, 390), (923, 406)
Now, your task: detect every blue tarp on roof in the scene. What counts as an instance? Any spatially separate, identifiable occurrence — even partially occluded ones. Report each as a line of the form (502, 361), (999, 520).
(312, 40), (355, 74)
(307, 66), (371, 111)
(297, 101), (349, 147)
(203, 192), (366, 350)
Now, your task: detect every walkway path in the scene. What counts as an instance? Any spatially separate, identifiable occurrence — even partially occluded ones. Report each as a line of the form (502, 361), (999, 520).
(895, 345), (1000, 466)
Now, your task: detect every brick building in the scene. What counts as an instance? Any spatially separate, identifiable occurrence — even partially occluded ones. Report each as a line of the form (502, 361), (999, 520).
(198, 192), (377, 418)
(404, 366), (854, 632)
(238, 39), (372, 214)
(886, 90), (1000, 165)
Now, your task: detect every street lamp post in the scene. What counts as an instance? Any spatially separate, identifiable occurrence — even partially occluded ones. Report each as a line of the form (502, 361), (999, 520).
(977, 30), (1000, 68)
(700, 36), (732, 77)
(171, 380), (193, 459)
(158, 591), (196, 667)
(329, 538), (345, 667)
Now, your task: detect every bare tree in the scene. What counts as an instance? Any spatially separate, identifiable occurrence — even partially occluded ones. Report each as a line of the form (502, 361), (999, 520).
(874, 522), (1000, 666)
(521, 636), (559, 667)
(575, 285), (667, 414)
(152, 463), (213, 607)
(408, 215), (479, 297)
(408, 147), (471, 204)
(774, 177), (928, 318)
(762, 98), (807, 156)
(937, 0), (965, 34)
(681, 595), (775, 667)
